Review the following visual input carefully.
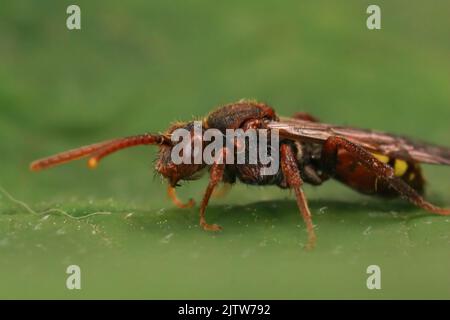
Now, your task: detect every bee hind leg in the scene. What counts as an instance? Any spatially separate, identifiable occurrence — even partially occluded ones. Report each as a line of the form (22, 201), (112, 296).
(321, 136), (450, 216)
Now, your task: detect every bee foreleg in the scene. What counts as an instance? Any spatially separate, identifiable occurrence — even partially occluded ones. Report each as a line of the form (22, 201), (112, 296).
(199, 148), (227, 232)
(167, 186), (195, 209)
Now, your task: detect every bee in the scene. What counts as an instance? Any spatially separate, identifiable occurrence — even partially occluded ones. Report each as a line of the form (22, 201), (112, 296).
(30, 100), (450, 249)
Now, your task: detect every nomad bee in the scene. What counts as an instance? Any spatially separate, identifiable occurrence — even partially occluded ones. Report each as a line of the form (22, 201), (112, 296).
(30, 100), (450, 249)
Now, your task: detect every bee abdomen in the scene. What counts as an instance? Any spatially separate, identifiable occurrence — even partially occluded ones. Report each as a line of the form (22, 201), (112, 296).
(332, 150), (425, 197)
(372, 153), (425, 195)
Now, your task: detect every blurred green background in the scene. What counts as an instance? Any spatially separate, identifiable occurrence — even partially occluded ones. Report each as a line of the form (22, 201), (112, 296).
(0, 0), (449, 299)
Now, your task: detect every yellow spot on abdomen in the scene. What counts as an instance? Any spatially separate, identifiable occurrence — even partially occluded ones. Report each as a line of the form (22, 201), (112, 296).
(372, 153), (408, 177)
(394, 159), (408, 177)
(372, 153), (389, 163)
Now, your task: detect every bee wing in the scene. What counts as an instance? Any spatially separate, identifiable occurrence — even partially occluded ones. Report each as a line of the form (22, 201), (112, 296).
(268, 117), (450, 165)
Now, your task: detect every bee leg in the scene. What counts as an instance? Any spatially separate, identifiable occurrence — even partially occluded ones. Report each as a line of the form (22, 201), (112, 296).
(167, 186), (195, 209)
(199, 148), (227, 231)
(280, 144), (317, 250)
(322, 136), (450, 215)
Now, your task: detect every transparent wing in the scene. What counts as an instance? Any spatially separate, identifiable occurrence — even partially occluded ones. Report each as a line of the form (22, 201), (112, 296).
(268, 117), (450, 165)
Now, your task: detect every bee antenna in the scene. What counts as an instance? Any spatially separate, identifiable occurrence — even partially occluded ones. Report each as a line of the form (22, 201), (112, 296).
(30, 134), (171, 171)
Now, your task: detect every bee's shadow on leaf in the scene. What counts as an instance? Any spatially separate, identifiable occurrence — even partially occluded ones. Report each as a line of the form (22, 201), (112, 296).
(211, 198), (416, 213)
(142, 198), (428, 231)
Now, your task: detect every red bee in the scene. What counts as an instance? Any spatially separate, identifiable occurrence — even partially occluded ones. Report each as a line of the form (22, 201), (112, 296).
(30, 100), (450, 249)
